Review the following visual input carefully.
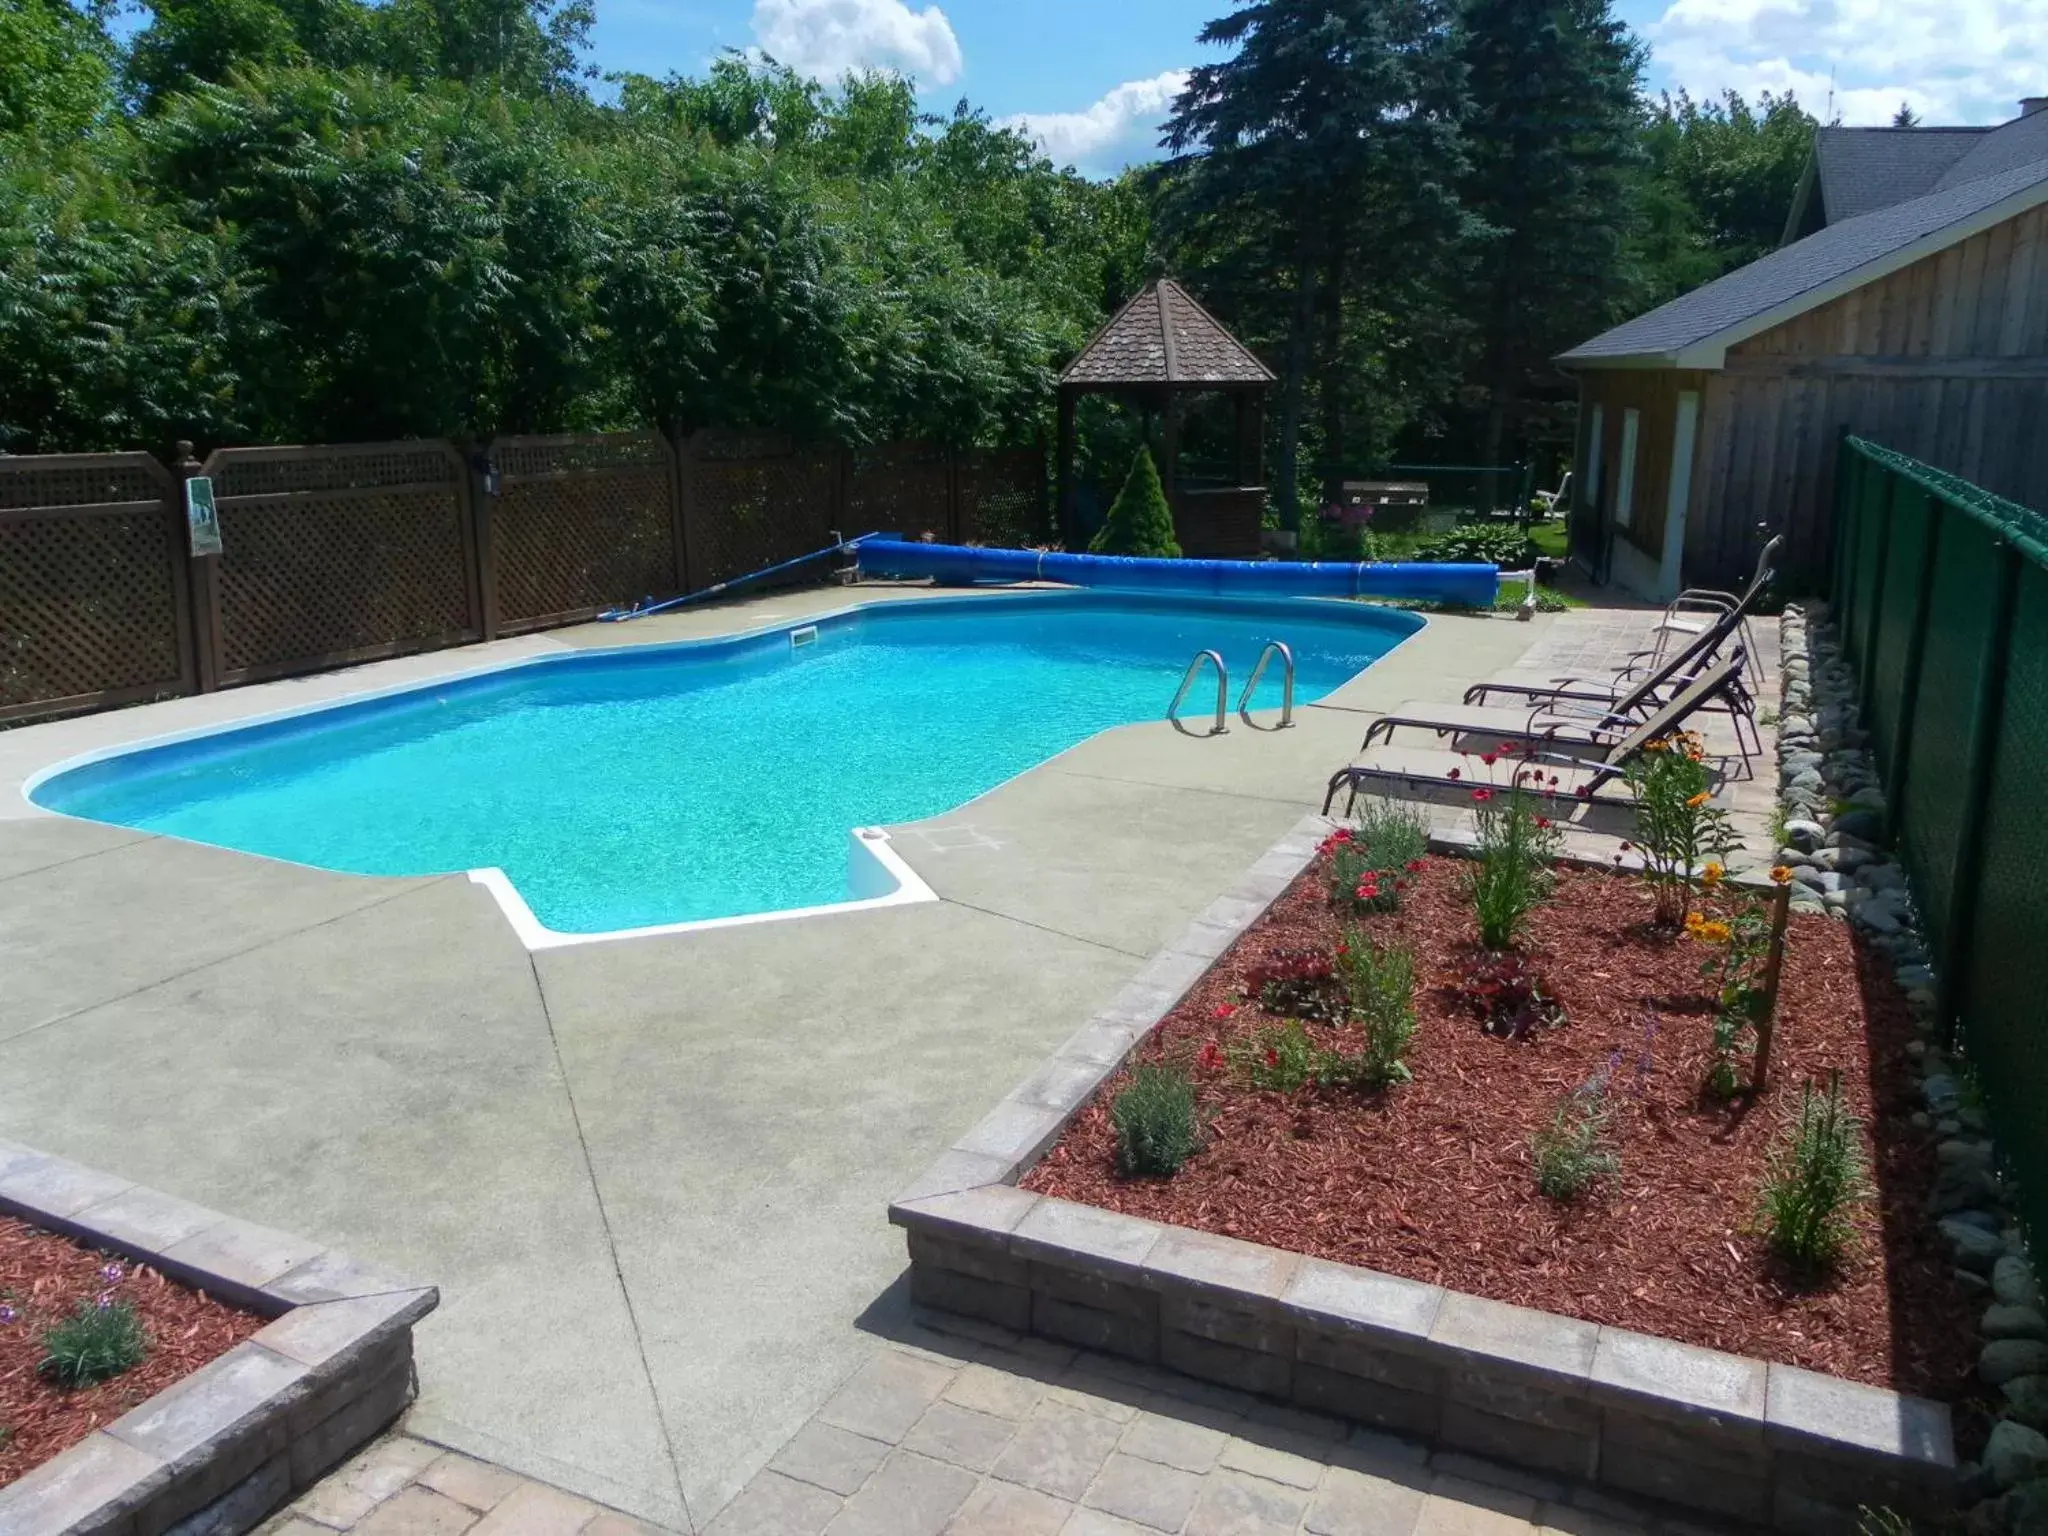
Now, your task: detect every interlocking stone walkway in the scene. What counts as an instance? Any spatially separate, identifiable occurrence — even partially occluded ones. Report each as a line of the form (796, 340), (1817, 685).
(274, 1318), (1732, 1536)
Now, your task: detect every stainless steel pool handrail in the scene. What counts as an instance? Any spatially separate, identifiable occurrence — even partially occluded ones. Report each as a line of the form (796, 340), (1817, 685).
(1168, 650), (1229, 736)
(1237, 641), (1296, 730)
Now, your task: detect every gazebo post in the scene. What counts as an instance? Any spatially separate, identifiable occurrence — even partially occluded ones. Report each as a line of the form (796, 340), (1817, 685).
(1055, 387), (1078, 547)
(1161, 389), (1182, 508)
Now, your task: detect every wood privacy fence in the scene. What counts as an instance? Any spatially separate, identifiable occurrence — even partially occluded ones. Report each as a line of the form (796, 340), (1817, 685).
(0, 431), (1044, 725)
(1831, 434), (2048, 1243)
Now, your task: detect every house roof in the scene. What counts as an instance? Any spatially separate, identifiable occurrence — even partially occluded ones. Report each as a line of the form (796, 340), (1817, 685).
(1935, 107), (2048, 191)
(1059, 278), (1275, 389)
(1561, 150), (2048, 369)
(1811, 126), (1986, 224)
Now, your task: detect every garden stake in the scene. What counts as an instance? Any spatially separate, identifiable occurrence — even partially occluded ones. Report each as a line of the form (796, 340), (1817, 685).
(1752, 878), (1793, 1090)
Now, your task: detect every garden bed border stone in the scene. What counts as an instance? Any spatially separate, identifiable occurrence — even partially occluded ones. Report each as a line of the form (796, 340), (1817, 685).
(890, 811), (1956, 1534)
(0, 1138), (437, 1536)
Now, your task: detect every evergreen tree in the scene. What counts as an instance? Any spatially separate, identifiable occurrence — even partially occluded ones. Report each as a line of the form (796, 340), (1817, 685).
(1457, 0), (1644, 482)
(1162, 0), (1469, 537)
(1090, 445), (1181, 558)
(1891, 102), (1920, 128)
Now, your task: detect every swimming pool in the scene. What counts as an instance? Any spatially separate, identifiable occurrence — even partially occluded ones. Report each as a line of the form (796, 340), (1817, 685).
(29, 592), (1421, 940)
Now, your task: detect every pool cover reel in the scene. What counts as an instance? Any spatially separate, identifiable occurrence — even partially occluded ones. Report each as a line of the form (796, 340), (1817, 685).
(856, 539), (1499, 607)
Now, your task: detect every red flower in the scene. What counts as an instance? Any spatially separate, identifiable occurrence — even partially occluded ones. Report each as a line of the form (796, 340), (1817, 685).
(1447, 766), (1462, 781)
(1214, 1003), (1236, 1020)
(1405, 859), (1424, 873)
(1481, 752), (1498, 767)
(1264, 1047), (1280, 1068)
(1575, 784), (1591, 799)
(1535, 817), (1551, 829)
(1196, 1042), (1224, 1073)
(1473, 788), (1495, 803)
(1499, 742), (1519, 756)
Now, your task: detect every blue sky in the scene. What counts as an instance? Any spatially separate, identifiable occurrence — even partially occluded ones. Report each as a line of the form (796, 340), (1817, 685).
(585, 0), (2046, 176)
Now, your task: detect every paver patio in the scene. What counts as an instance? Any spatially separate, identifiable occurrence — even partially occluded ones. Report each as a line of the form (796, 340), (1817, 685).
(0, 585), (1756, 1532)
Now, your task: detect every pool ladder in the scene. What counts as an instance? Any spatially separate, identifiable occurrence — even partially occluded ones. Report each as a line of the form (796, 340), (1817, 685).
(1166, 642), (1295, 737)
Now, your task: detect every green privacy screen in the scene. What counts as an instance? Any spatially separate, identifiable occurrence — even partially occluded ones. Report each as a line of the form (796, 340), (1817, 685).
(1832, 437), (2048, 1244)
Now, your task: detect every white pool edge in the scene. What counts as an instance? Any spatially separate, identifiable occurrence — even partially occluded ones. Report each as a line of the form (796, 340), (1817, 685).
(466, 827), (938, 950)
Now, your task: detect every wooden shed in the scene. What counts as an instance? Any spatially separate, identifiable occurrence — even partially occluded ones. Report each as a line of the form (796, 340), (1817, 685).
(1558, 103), (2048, 597)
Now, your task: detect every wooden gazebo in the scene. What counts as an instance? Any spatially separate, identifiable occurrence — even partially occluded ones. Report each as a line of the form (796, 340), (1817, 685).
(1056, 279), (1275, 557)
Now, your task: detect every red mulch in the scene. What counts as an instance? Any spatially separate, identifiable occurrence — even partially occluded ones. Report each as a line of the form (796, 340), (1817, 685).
(1023, 857), (1979, 1407)
(0, 1218), (266, 1486)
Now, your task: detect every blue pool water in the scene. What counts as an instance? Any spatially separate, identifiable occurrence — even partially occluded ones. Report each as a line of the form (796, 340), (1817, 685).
(32, 592), (1419, 934)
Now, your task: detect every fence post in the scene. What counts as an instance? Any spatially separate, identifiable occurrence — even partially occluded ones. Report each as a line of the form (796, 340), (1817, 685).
(1830, 431), (1856, 617)
(465, 443), (500, 642)
(663, 428), (690, 597)
(173, 441), (223, 692)
(1938, 536), (2021, 1046)
(1883, 491), (1941, 844)
(1856, 469), (1896, 705)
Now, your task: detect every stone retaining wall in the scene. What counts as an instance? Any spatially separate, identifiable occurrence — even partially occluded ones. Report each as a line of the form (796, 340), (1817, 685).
(0, 1139), (437, 1536)
(890, 813), (1957, 1535)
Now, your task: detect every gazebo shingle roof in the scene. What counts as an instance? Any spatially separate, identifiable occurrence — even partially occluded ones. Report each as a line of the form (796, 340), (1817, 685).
(1059, 279), (1274, 388)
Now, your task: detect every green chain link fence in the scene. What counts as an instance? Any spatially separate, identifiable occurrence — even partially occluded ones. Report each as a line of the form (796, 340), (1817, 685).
(1832, 435), (2048, 1242)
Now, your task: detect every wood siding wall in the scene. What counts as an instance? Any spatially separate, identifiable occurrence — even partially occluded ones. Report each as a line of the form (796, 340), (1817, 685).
(1681, 203), (2048, 588)
(1573, 370), (1710, 586)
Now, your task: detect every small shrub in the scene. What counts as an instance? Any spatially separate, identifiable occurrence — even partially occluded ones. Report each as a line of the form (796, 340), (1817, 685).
(1463, 782), (1561, 949)
(1244, 948), (1342, 1020)
(40, 1296), (147, 1387)
(1090, 445), (1182, 559)
(1532, 1068), (1620, 1200)
(1231, 1019), (1326, 1093)
(1413, 525), (1538, 568)
(1625, 731), (1735, 925)
(1759, 1073), (1869, 1275)
(1336, 929), (1418, 1086)
(1448, 952), (1565, 1039)
(1112, 1063), (1203, 1176)
(1321, 801), (1430, 915)
(1688, 886), (1779, 1097)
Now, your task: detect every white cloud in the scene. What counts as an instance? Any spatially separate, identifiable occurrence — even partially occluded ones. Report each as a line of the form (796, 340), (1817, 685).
(1646, 0), (2047, 124)
(751, 0), (963, 86)
(1003, 70), (1191, 172)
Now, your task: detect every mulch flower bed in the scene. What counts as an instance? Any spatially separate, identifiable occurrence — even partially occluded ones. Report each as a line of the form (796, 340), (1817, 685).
(1022, 856), (1978, 1403)
(1, 1217), (266, 1486)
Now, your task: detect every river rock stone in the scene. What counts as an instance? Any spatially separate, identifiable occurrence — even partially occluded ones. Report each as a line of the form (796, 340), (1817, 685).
(1985, 1421), (2048, 1490)
(1983, 1339), (2048, 1387)
(2005, 1375), (2048, 1431)
(1933, 1164), (2002, 1216)
(1924, 1075), (1961, 1114)
(1944, 1217), (2009, 1269)
(1996, 1257), (2044, 1309)
(1985, 1306), (2048, 1341)
(1834, 808), (1884, 841)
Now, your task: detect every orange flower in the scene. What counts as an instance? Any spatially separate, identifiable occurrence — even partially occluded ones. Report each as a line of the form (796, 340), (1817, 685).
(1685, 791), (1711, 809)
(1701, 860), (1725, 888)
(1770, 864), (1795, 886)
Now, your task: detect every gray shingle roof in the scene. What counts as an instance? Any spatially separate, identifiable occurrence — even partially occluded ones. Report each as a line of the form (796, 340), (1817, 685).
(1814, 126), (1985, 223)
(1935, 109), (2048, 192)
(1060, 279), (1275, 388)
(1560, 154), (2048, 365)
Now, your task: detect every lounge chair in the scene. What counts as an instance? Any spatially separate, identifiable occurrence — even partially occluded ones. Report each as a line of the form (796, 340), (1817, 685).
(1322, 656), (1747, 818)
(1645, 533), (1782, 690)
(1358, 642), (1758, 771)
(1458, 593), (1744, 713)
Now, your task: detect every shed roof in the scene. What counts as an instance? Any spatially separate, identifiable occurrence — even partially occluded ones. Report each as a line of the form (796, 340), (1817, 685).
(1059, 279), (1275, 389)
(1560, 152), (2048, 369)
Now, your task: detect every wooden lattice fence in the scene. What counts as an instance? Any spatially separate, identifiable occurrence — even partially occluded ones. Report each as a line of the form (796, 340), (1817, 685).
(198, 442), (482, 686)
(487, 433), (683, 633)
(0, 453), (194, 723)
(0, 430), (1044, 726)
(677, 430), (844, 591)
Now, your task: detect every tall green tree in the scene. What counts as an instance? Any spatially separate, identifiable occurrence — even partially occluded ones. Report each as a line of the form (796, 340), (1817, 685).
(1629, 89), (1816, 305)
(1162, 0), (1469, 535)
(1457, 0), (1643, 475)
(0, 0), (117, 137)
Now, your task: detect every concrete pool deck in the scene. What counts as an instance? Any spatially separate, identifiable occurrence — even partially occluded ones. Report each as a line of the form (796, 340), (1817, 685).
(0, 584), (1563, 1531)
